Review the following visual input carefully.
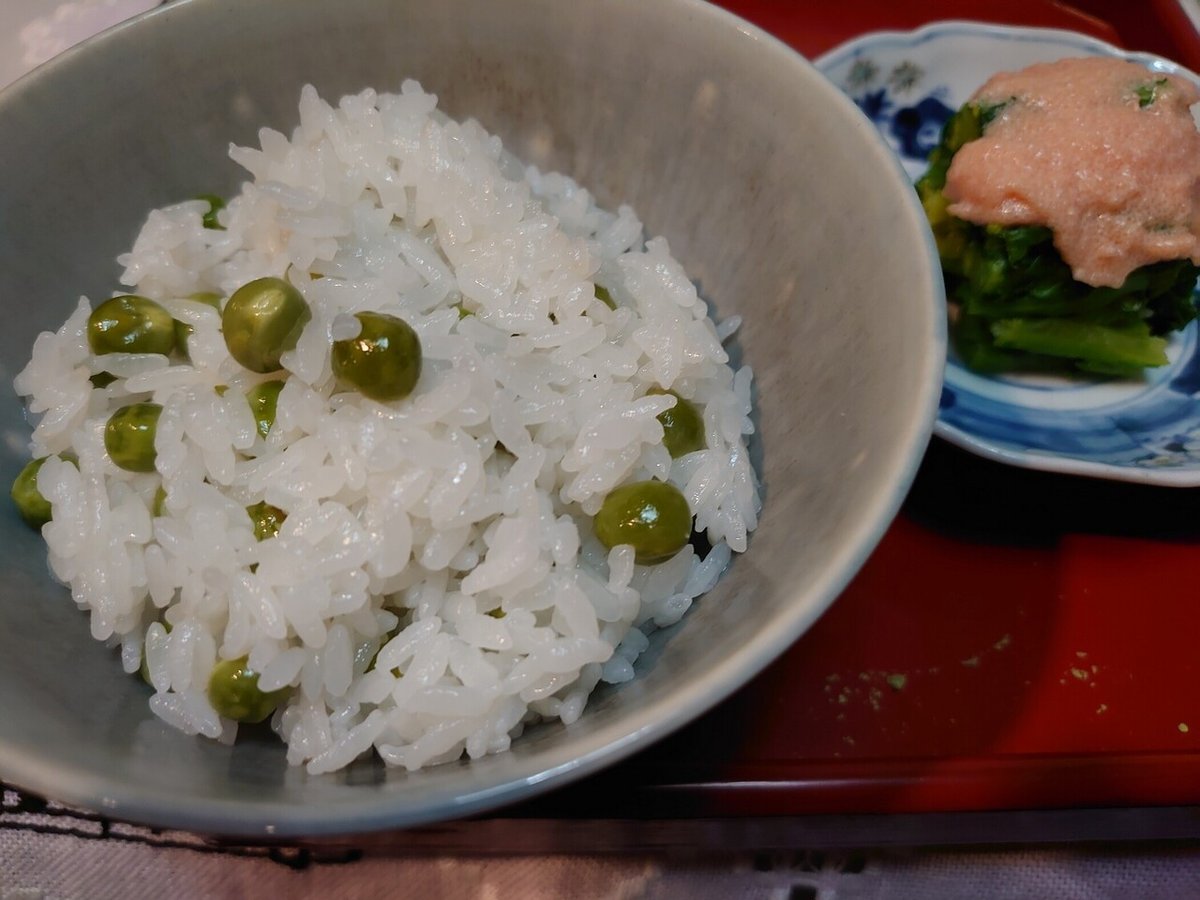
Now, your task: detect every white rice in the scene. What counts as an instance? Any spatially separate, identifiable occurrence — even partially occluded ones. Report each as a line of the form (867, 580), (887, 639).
(13, 80), (760, 774)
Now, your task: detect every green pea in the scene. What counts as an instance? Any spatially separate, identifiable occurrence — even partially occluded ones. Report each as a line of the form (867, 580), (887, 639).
(11, 457), (53, 528)
(366, 625), (403, 677)
(648, 388), (706, 458)
(594, 480), (692, 565)
(594, 284), (616, 310)
(246, 380), (285, 439)
(12, 453), (81, 528)
(88, 295), (176, 356)
(331, 311), (422, 402)
(104, 403), (162, 473)
(196, 194), (226, 230)
(222, 277), (311, 373)
(152, 484), (167, 517)
(486, 607), (506, 619)
(90, 372), (117, 389)
(246, 500), (286, 541)
(207, 656), (289, 723)
(173, 291), (223, 359)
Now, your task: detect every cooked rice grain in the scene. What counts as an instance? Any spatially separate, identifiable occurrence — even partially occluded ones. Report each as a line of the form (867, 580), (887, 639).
(14, 81), (760, 773)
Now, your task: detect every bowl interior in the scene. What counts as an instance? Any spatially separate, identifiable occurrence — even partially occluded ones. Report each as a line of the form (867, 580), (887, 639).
(0, 0), (942, 835)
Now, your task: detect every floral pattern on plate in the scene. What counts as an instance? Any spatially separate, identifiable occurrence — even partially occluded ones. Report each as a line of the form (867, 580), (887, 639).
(817, 22), (1200, 485)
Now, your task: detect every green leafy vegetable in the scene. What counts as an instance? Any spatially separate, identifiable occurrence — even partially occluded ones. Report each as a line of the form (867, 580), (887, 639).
(1135, 77), (1169, 108)
(196, 194), (226, 230)
(916, 101), (1199, 376)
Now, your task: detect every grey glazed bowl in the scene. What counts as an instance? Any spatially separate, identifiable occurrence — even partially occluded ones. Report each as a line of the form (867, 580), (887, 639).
(0, 0), (944, 836)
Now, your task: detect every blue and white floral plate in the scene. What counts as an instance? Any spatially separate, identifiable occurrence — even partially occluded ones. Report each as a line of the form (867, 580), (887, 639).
(817, 22), (1200, 486)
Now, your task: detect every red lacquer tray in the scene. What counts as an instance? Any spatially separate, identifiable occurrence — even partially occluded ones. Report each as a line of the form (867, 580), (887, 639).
(512, 0), (1200, 822)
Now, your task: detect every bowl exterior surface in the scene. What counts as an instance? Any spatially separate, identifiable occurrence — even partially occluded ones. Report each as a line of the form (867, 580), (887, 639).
(0, 0), (942, 835)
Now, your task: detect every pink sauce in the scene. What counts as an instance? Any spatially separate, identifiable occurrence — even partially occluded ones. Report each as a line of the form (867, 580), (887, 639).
(943, 57), (1200, 288)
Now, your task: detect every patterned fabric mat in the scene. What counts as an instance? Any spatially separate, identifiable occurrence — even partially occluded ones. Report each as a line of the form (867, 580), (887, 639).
(5, 784), (1200, 899)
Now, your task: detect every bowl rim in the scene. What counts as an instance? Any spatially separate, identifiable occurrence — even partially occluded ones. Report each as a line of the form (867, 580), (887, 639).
(0, 0), (946, 837)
